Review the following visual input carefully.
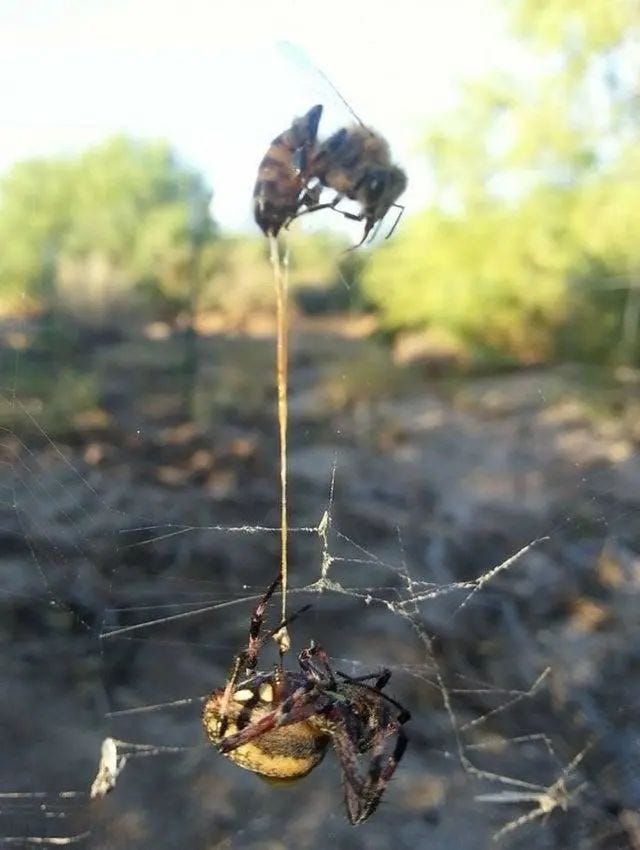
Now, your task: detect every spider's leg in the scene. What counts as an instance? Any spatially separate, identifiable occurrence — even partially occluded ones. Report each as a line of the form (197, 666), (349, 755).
(219, 681), (328, 753)
(217, 575), (280, 735)
(374, 669), (392, 690)
(217, 563), (315, 737)
(334, 724), (408, 825)
(245, 574), (281, 674)
(298, 642), (336, 684)
(336, 668), (391, 690)
(335, 671), (411, 723)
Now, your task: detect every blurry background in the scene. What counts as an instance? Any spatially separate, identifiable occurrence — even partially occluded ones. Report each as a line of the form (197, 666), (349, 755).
(1, 1), (639, 848)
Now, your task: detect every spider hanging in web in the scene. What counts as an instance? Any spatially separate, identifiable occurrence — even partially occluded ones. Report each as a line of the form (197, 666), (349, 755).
(202, 575), (410, 825)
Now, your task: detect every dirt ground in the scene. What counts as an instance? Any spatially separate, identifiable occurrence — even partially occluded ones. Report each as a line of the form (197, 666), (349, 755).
(1, 318), (639, 849)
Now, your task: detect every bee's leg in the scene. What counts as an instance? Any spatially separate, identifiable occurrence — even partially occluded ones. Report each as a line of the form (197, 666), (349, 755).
(343, 215), (373, 250)
(385, 203), (405, 239)
(287, 192), (346, 227)
(293, 204), (370, 250)
(297, 180), (323, 210)
(286, 195), (374, 250)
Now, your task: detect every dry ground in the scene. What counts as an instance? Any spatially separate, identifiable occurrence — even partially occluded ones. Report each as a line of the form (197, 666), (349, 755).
(1, 319), (639, 849)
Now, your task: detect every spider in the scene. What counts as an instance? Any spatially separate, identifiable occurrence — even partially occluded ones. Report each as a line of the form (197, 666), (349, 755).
(202, 575), (410, 825)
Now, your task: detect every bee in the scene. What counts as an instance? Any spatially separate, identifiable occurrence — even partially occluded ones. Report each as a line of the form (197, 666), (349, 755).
(279, 41), (407, 248)
(253, 104), (324, 236)
(307, 123), (408, 248)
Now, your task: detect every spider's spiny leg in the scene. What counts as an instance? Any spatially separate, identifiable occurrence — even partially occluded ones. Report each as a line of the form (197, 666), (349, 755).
(216, 650), (251, 737)
(333, 728), (368, 808)
(217, 576), (281, 736)
(374, 670), (392, 690)
(336, 668), (391, 690)
(335, 670), (410, 723)
(361, 727), (408, 823)
(264, 603), (312, 645)
(298, 643), (336, 685)
(359, 669), (392, 691)
(219, 680), (325, 753)
(337, 724), (409, 825)
(245, 574), (281, 674)
(381, 727), (408, 782)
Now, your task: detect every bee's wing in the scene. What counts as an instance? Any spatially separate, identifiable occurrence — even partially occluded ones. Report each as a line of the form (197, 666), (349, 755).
(278, 40), (366, 131)
(312, 128), (350, 167)
(290, 103), (324, 174)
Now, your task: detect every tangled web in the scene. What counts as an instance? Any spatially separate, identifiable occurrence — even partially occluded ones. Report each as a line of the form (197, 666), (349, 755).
(1, 342), (639, 850)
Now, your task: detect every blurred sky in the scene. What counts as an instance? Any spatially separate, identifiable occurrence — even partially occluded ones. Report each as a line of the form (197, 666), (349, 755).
(0, 0), (519, 236)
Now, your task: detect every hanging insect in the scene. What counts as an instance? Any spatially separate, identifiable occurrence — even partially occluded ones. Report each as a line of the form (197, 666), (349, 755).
(277, 41), (408, 248)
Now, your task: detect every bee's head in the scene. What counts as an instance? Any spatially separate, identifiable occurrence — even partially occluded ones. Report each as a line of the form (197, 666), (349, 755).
(350, 166), (407, 248)
(360, 166), (407, 220)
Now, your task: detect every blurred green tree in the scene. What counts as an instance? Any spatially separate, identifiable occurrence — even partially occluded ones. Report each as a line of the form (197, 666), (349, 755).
(199, 229), (360, 326)
(0, 136), (215, 323)
(362, 0), (640, 365)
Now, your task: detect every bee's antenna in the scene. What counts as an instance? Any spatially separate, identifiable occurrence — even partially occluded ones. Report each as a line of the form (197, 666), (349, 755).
(279, 40), (368, 130)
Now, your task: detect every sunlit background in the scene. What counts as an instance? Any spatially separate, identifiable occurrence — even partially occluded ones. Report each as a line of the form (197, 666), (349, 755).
(1, 0), (638, 367)
(1, 0), (517, 231)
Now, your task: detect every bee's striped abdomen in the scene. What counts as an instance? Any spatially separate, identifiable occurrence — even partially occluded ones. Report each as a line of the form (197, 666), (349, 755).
(253, 104), (322, 236)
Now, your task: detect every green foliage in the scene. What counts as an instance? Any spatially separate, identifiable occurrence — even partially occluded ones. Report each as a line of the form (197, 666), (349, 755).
(0, 136), (215, 319)
(364, 190), (577, 363)
(200, 236), (274, 323)
(363, 0), (640, 366)
(0, 159), (74, 308)
(318, 341), (417, 413)
(509, 0), (638, 53)
(200, 230), (360, 325)
(0, 360), (101, 435)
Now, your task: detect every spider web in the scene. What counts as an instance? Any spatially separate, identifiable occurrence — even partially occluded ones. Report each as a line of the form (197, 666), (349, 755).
(1, 314), (639, 850)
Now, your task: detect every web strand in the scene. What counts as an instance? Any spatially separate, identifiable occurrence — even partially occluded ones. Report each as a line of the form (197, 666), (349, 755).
(268, 235), (290, 641)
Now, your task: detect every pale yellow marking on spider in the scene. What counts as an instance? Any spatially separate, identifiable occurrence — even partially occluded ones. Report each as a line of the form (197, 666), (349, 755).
(233, 689), (254, 703)
(259, 682), (274, 702)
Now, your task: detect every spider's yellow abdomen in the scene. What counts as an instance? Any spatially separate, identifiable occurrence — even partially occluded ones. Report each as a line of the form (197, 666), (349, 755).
(203, 687), (329, 780)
